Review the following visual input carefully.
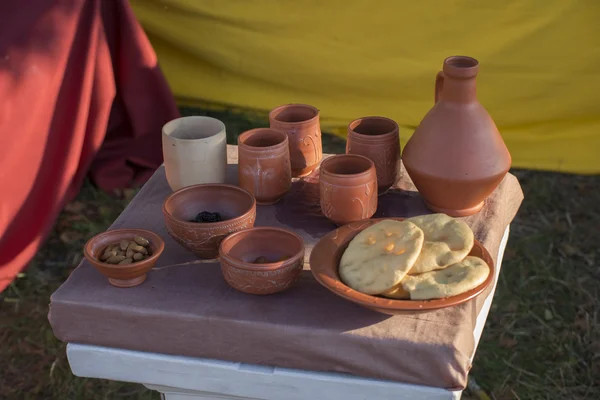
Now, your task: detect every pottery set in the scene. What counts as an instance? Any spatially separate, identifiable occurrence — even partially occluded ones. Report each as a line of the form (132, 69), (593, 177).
(85, 55), (511, 296)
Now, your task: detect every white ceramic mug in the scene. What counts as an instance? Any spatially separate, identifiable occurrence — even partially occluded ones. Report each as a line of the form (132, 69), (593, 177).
(162, 116), (227, 191)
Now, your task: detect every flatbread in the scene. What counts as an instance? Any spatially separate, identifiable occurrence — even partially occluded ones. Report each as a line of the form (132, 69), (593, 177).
(406, 213), (474, 274)
(401, 256), (490, 300)
(339, 220), (424, 295)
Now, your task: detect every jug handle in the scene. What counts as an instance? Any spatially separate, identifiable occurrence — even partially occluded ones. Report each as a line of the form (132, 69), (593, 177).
(435, 71), (444, 103)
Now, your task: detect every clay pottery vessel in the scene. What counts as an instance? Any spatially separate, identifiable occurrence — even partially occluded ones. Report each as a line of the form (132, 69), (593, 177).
(162, 116), (227, 191)
(219, 227), (305, 295)
(84, 229), (165, 288)
(238, 128), (292, 205)
(319, 154), (378, 225)
(163, 184), (256, 259)
(402, 56), (511, 216)
(269, 104), (322, 177)
(346, 116), (401, 195)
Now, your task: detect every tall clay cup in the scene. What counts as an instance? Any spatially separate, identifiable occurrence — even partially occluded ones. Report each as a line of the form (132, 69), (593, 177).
(162, 116), (227, 191)
(269, 104), (322, 177)
(319, 154), (378, 225)
(238, 128), (292, 205)
(402, 56), (511, 217)
(346, 116), (400, 195)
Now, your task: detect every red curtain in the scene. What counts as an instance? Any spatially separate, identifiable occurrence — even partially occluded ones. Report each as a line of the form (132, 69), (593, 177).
(0, 0), (179, 292)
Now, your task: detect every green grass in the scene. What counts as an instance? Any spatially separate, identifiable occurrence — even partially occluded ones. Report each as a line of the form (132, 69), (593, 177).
(1, 108), (598, 399)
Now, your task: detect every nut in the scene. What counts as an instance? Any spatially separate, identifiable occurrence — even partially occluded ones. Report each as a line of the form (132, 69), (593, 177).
(96, 236), (152, 264)
(132, 245), (148, 255)
(134, 235), (150, 247)
(106, 255), (126, 264)
(100, 250), (117, 261)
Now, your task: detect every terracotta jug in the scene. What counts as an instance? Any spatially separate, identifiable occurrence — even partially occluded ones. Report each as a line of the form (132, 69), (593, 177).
(238, 128), (292, 205)
(402, 56), (511, 217)
(346, 116), (401, 195)
(269, 104), (322, 177)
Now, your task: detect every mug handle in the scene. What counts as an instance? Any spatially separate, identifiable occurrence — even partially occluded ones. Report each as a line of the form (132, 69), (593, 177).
(434, 71), (444, 103)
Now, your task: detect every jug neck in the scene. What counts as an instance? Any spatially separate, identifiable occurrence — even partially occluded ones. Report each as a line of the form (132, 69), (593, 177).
(440, 76), (477, 104)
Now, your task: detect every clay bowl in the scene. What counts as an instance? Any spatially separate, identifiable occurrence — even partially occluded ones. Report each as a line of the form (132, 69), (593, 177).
(219, 227), (305, 295)
(84, 229), (165, 288)
(163, 184), (257, 259)
(309, 218), (495, 315)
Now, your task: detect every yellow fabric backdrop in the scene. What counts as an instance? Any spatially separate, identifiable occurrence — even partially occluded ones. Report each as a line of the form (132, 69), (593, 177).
(131, 0), (600, 174)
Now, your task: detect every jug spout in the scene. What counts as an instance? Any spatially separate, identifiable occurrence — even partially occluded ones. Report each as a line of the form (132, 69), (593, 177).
(435, 56), (478, 104)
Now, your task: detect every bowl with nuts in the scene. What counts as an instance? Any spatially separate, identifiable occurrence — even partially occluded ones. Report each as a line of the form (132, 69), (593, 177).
(83, 229), (165, 288)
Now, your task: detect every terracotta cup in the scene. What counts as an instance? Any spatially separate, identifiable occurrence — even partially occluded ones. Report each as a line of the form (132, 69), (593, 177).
(162, 116), (227, 191)
(319, 154), (378, 225)
(269, 104), (322, 177)
(238, 128), (292, 205)
(346, 116), (400, 195)
(219, 227), (305, 295)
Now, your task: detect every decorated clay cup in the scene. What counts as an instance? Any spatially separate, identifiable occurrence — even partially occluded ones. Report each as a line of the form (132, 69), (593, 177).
(269, 104), (322, 177)
(163, 184), (257, 259)
(238, 128), (292, 205)
(346, 116), (400, 195)
(219, 227), (305, 295)
(319, 154), (378, 225)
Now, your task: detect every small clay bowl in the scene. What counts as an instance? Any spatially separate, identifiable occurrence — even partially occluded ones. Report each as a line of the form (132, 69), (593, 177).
(83, 229), (164, 288)
(163, 184), (257, 259)
(219, 227), (305, 295)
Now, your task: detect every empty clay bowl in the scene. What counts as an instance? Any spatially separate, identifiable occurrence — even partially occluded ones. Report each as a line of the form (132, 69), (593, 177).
(84, 229), (165, 288)
(219, 227), (305, 295)
(163, 184), (257, 259)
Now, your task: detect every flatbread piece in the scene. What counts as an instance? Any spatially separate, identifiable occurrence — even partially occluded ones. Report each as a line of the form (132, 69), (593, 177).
(339, 220), (424, 295)
(406, 213), (474, 274)
(401, 256), (490, 300)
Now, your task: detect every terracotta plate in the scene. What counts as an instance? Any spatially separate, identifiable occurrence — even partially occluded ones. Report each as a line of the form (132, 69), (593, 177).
(309, 218), (495, 315)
